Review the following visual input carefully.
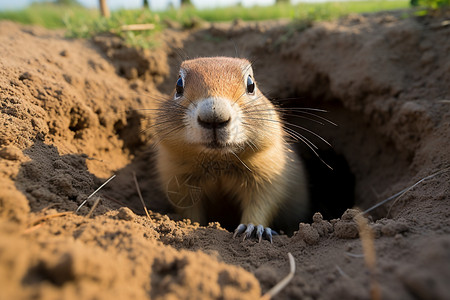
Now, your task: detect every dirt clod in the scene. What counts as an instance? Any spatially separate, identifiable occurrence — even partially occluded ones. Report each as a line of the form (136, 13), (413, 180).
(0, 145), (25, 161)
(117, 207), (135, 221)
(312, 212), (333, 237)
(296, 223), (320, 245)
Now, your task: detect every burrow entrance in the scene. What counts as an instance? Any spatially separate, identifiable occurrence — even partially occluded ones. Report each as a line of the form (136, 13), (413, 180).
(98, 31), (414, 227)
(275, 94), (411, 222)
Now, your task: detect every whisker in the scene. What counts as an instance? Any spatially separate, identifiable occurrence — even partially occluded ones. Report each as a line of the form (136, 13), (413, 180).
(242, 121), (312, 149)
(281, 126), (308, 144)
(284, 121), (332, 147)
(127, 89), (197, 111)
(129, 90), (171, 103)
(247, 140), (258, 152)
(271, 97), (309, 103)
(152, 120), (184, 129)
(128, 107), (186, 113)
(239, 94), (269, 110)
(243, 117), (333, 169)
(276, 107), (328, 113)
(284, 127), (333, 170)
(245, 110), (325, 126)
(244, 117), (331, 147)
(233, 91), (248, 106)
(139, 127), (153, 136)
(243, 105), (336, 126)
(230, 151), (252, 173)
(282, 126), (318, 149)
(181, 94), (198, 108)
(155, 124), (184, 139)
(278, 109), (337, 126)
(278, 126), (326, 163)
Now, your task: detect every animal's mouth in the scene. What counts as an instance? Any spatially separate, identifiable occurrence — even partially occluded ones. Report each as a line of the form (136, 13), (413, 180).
(204, 140), (228, 150)
(201, 140), (242, 153)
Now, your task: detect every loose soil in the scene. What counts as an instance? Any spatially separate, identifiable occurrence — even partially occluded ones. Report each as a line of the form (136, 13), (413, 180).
(0, 9), (449, 300)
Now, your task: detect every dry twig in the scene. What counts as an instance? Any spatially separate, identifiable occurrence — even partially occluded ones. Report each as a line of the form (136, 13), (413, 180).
(355, 214), (381, 300)
(335, 265), (350, 279)
(24, 212), (72, 234)
(261, 252), (296, 300)
(121, 24), (155, 31)
(132, 171), (151, 219)
(86, 196), (102, 218)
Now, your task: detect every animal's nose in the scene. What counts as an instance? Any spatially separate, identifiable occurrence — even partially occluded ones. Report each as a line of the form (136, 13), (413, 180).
(197, 115), (230, 129)
(197, 98), (232, 129)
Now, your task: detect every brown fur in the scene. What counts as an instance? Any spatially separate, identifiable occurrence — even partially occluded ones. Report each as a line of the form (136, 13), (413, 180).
(154, 57), (309, 234)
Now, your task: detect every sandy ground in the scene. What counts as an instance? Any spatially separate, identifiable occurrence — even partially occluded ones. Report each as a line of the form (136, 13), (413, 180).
(0, 9), (449, 300)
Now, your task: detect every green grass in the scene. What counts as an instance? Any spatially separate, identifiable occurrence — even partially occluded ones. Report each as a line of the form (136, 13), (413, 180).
(0, 1), (410, 48)
(63, 8), (163, 48)
(0, 3), (92, 29)
(163, 0), (410, 22)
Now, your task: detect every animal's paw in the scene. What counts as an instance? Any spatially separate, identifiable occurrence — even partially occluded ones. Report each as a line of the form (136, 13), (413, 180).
(232, 223), (278, 243)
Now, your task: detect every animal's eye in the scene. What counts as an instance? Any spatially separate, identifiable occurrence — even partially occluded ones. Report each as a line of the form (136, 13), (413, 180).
(175, 76), (184, 97)
(246, 75), (255, 95)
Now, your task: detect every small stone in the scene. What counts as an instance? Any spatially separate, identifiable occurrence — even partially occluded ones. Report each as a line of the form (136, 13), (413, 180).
(19, 71), (33, 81)
(117, 207), (135, 221)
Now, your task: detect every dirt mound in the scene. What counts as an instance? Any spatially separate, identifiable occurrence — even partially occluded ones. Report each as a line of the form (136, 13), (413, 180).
(0, 9), (449, 300)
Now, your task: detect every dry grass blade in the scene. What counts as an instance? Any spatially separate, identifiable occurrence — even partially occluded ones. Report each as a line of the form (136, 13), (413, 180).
(29, 212), (72, 226)
(132, 171), (151, 219)
(361, 167), (450, 215)
(355, 214), (381, 300)
(261, 252), (296, 300)
(24, 212), (72, 234)
(86, 196), (102, 218)
(344, 252), (365, 258)
(335, 265), (350, 279)
(76, 174), (116, 213)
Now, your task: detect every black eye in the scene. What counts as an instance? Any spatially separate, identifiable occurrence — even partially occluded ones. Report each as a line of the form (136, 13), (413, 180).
(246, 75), (255, 95)
(175, 76), (184, 97)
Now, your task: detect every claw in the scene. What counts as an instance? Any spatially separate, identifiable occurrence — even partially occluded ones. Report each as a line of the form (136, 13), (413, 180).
(264, 227), (273, 244)
(233, 224), (247, 239)
(256, 225), (264, 243)
(243, 223), (255, 241)
(233, 223), (276, 243)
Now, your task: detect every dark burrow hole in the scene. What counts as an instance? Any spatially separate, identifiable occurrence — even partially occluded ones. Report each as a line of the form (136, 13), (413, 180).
(301, 145), (355, 221)
(276, 97), (356, 221)
(272, 87), (414, 224)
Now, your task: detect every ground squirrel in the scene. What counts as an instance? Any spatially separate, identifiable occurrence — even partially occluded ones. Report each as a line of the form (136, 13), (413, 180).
(154, 57), (309, 242)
